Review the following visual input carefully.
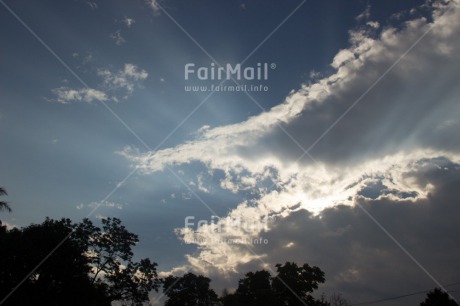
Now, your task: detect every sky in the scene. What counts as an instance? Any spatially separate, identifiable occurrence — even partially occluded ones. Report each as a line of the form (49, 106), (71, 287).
(1, 0), (460, 305)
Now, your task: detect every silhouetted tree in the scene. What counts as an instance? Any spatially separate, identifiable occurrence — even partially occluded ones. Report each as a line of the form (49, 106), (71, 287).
(0, 217), (159, 306)
(420, 288), (458, 306)
(163, 272), (219, 306)
(0, 218), (110, 306)
(234, 270), (279, 305)
(82, 217), (160, 304)
(316, 293), (351, 306)
(221, 288), (241, 306)
(272, 262), (326, 306)
(0, 187), (11, 212)
(327, 293), (350, 306)
(221, 262), (328, 306)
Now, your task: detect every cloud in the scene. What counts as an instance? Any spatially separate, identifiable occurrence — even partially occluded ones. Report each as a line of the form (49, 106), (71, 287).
(110, 29), (125, 46)
(161, 155), (460, 303)
(123, 17), (135, 28)
(50, 63), (148, 103)
(356, 4), (371, 21)
(123, 0), (460, 299)
(87, 1), (98, 10)
(98, 63), (148, 95)
(251, 157), (460, 303)
(170, 152), (460, 272)
(309, 70), (322, 80)
(146, 0), (161, 16)
(72, 51), (94, 64)
(51, 87), (108, 104)
(331, 49), (355, 69)
(125, 0), (460, 173)
(366, 21), (380, 29)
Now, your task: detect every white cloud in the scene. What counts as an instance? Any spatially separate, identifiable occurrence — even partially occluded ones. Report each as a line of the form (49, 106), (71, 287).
(52, 87), (108, 104)
(72, 51), (94, 64)
(170, 151), (460, 273)
(82, 52), (94, 64)
(331, 49), (355, 69)
(87, 1), (98, 10)
(146, 0), (161, 15)
(366, 21), (380, 29)
(308, 70), (322, 80)
(51, 63), (148, 103)
(356, 4), (371, 21)
(197, 173), (211, 193)
(110, 29), (125, 45)
(160, 154), (460, 304)
(126, 0), (460, 278)
(124, 0), (460, 175)
(98, 63), (148, 95)
(123, 17), (135, 28)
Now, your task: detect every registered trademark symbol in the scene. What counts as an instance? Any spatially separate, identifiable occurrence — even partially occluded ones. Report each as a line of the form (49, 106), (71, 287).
(270, 63), (276, 69)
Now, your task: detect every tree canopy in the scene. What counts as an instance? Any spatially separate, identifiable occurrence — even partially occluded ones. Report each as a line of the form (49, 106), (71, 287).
(0, 217), (159, 306)
(420, 288), (458, 306)
(234, 270), (276, 305)
(0, 187), (11, 212)
(219, 261), (329, 306)
(272, 262), (326, 306)
(163, 272), (219, 306)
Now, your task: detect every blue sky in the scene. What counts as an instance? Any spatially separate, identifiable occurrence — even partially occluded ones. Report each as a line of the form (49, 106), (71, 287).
(1, 0), (460, 304)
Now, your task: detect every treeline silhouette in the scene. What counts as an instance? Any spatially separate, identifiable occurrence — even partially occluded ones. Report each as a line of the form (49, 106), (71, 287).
(0, 188), (457, 306)
(162, 262), (347, 306)
(0, 217), (159, 305)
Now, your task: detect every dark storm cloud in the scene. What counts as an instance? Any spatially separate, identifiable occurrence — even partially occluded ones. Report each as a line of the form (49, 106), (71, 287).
(253, 156), (460, 304)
